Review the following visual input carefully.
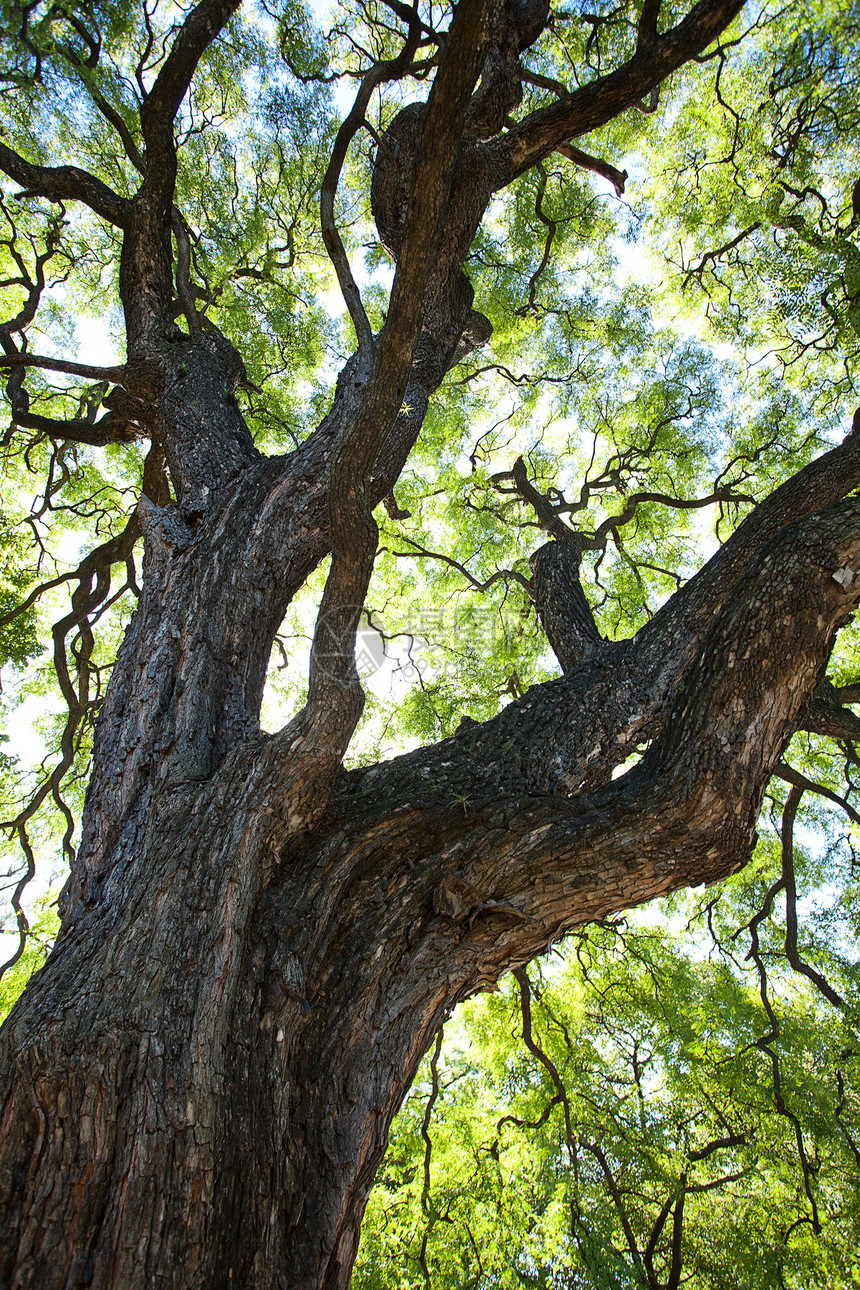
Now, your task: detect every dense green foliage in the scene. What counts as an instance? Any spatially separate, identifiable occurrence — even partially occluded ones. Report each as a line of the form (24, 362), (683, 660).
(1, 0), (859, 1281)
(356, 813), (860, 1287)
(0, 896), (58, 1023)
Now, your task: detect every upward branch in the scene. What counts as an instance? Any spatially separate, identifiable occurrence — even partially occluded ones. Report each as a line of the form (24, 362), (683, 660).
(121, 0), (241, 355)
(319, 7), (426, 356)
(0, 141), (130, 227)
(636, 427), (860, 671)
(139, 0), (242, 213)
(279, 0), (503, 822)
(499, 0), (746, 183)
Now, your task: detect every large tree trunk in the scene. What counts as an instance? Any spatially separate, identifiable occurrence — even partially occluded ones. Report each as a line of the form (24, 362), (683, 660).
(0, 748), (436, 1289)
(2, 0), (856, 1284)
(3, 404), (860, 1287)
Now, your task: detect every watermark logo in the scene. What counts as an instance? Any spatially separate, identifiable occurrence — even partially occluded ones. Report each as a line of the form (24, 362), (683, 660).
(355, 627), (387, 678)
(315, 604), (502, 689)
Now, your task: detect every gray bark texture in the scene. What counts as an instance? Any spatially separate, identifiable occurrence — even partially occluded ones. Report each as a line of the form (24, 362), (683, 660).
(2, 0), (859, 1286)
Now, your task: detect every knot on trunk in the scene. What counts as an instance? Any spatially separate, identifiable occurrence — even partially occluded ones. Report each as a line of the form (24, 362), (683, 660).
(137, 492), (195, 555)
(433, 875), (481, 921)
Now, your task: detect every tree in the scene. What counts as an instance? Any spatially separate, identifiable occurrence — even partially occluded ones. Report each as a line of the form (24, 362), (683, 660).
(0, 0), (858, 1284)
(356, 845), (860, 1287)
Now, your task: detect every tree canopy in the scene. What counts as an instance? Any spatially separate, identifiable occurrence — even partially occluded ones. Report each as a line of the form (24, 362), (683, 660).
(1, 0), (859, 1284)
(355, 822), (860, 1287)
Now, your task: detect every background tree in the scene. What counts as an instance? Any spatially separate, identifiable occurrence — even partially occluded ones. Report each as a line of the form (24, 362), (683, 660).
(0, 0), (858, 1286)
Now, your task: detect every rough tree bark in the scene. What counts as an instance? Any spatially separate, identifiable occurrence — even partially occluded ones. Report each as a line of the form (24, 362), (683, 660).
(2, 0), (859, 1286)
